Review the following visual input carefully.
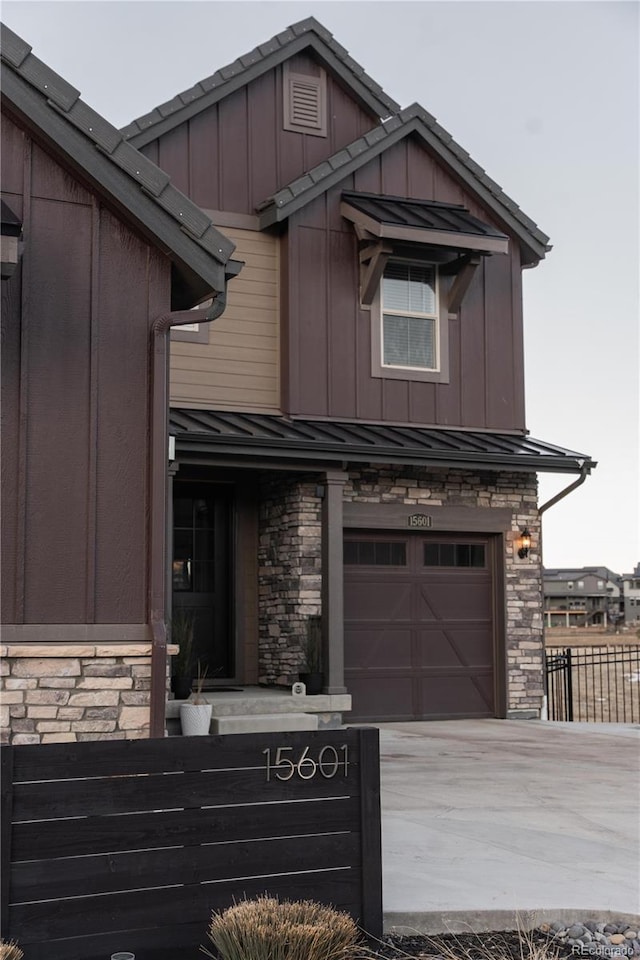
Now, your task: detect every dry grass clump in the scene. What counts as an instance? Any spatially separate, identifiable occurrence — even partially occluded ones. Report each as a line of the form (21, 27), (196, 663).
(0, 942), (24, 960)
(203, 895), (364, 960)
(423, 928), (562, 960)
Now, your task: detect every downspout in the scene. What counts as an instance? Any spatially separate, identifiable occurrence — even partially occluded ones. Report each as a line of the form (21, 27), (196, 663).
(538, 461), (590, 515)
(148, 293), (227, 738)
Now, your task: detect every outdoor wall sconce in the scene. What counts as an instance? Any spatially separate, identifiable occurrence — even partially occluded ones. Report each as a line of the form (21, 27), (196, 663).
(518, 527), (531, 559)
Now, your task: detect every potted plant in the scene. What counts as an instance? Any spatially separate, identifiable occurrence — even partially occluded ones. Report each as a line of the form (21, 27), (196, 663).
(299, 616), (324, 695)
(169, 608), (195, 700)
(180, 662), (212, 735)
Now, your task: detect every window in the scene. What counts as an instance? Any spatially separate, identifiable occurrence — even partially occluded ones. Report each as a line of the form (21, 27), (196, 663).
(423, 542), (486, 568)
(344, 540), (406, 566)
(171, 298), (213, 343)
(371, 258), (450, 384)
(382, 261), (438, 370)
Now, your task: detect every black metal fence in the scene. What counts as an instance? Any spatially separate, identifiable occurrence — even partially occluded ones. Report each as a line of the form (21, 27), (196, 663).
(545, 645), (640, 722)
(1, 728), (382, 960)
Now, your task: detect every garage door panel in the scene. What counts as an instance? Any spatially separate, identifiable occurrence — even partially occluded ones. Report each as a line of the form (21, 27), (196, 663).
(344, 581), (412, 622)
(417, 628), (493, 668)
(419, 674), (494, 718)
(417, 581), (492, 620)
(346, 676), (414, 723)
(344, 629), (413, 669)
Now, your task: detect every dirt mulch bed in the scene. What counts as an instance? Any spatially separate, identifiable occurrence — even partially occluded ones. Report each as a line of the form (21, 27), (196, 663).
(364, 929), (570, 958)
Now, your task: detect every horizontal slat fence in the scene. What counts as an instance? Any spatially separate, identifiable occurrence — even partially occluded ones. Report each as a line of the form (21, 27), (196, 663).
(1, 727), (381, 959)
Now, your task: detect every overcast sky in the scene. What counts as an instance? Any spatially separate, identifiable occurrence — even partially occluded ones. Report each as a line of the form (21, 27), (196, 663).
(3, 0), (638, 574)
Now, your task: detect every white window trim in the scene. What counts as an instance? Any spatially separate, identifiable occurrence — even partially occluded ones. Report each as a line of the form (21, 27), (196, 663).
(370, 258), (451, 384)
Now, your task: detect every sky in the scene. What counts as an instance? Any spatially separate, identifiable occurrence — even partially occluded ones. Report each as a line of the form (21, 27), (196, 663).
(2, 0), (638, 575)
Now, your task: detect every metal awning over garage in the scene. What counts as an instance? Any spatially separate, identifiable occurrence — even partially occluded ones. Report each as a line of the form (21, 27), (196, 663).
(169, 410), (595, 475)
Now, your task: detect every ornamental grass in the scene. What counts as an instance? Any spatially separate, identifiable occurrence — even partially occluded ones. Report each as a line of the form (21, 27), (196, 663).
(203, 895), (363, 960)
(0, 942), (24, 960)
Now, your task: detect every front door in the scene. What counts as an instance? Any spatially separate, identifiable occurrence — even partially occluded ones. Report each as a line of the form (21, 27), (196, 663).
(172, 482), (233, 683)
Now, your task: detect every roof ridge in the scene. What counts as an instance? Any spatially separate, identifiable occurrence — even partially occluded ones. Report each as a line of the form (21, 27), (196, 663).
(0, 21), (235, 268)
(258, 106), (551, 262)
(121, 17), (400, 146)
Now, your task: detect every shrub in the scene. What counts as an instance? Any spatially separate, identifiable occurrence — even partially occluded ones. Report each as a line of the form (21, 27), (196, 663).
(204, 895), (363, 960)
(0, 942), (24, 960)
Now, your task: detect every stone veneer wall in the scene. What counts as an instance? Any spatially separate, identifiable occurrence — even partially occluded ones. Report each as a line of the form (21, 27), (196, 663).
(344, 466), (543, 719)
(258, 474), (322, 684)
(257, 465), (543, 717)
(0, 644), (154, 744)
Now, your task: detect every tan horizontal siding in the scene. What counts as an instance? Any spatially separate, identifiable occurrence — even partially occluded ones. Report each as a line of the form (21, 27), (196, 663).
(170, 226), (280, 412)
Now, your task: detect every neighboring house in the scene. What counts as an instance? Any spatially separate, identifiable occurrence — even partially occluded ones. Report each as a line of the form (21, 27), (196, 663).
(121, 17), (596, 724)
(543, 567), (622, 629)
(0, 24), (241, 744)
(621, 564), (640, 626)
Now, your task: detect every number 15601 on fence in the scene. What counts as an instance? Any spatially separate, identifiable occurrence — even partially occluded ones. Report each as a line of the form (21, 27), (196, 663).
(262, 744), (349, 781)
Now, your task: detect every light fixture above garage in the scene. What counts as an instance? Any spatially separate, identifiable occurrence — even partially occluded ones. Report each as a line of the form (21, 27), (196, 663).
(518, 527), (532, 560)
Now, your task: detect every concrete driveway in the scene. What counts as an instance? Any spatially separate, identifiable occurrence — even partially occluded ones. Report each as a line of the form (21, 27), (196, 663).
(377, 719), (640, 932)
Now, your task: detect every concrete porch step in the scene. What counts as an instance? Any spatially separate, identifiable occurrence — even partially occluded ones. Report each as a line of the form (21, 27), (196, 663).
(211, 712), (319, 735)
(166, 689), (351, 720)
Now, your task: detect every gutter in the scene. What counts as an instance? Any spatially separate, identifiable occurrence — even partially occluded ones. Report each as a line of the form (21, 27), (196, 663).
(539, 460), (592, 515)
(148, 292), (229, 738)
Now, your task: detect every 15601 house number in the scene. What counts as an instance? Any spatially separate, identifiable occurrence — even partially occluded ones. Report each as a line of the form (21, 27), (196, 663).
(262, 745), (349, 781)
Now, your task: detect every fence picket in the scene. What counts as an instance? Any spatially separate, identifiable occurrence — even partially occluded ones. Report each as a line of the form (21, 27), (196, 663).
(545, 644), (640, 723)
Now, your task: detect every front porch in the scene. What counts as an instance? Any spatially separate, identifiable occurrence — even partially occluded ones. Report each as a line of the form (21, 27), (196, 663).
(166, 685), (352, 735)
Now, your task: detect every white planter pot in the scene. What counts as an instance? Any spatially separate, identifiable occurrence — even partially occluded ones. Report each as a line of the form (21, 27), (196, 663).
(180, 702), (212, 736)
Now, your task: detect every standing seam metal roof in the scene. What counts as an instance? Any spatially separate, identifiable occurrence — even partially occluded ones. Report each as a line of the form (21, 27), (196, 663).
(257, 103), (550, 262)
(168, 410), (595, 475)
(0, 23), (236, 271)
(341, 191), (509, 240)
(121, 17), (400, 146)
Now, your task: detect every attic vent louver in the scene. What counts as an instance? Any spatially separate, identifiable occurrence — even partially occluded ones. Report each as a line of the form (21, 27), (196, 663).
(283, 64), (327, 137)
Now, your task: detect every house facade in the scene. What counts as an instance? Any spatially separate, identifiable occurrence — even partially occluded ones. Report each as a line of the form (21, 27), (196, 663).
(621, 565), (640, 626)
(122, 18), (596, 724)
(543, 568), (622, 629)
(0, 24), (240, 744)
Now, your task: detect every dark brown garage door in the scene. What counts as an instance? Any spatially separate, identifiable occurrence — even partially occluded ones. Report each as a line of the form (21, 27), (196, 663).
(344, 533), (496, 722)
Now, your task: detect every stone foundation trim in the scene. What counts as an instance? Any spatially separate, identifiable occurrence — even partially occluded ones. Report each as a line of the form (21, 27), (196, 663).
(1, 644), (154, 745)
(2, 643), (152, 658)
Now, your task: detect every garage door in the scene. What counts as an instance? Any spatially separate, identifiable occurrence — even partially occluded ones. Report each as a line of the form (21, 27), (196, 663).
(344, 533), (496, 722)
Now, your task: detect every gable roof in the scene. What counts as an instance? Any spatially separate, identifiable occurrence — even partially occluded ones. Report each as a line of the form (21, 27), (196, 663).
(257, 103), (551, 265)
(121, 17), (400, 148)
(1, 23), (241, 307)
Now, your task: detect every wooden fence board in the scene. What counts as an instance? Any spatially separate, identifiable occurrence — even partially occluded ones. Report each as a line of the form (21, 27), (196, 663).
(13, 831), (360, 900)
(1, 727), (382, 957)
(12, 764), (351, 819)
(11, 868), (361, 940)
(11, 728), (354, 780)
(11, 794), (360, 860)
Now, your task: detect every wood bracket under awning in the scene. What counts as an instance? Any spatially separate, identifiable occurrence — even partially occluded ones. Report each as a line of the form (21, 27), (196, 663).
(442, 253), (481, 315)
(357, 228), (394, 306)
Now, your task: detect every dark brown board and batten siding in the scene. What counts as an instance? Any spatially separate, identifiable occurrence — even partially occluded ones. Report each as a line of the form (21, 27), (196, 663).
(283, 136), (525, 431)
(139, 53), (379, 214)
(1, 114), (171, 625)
